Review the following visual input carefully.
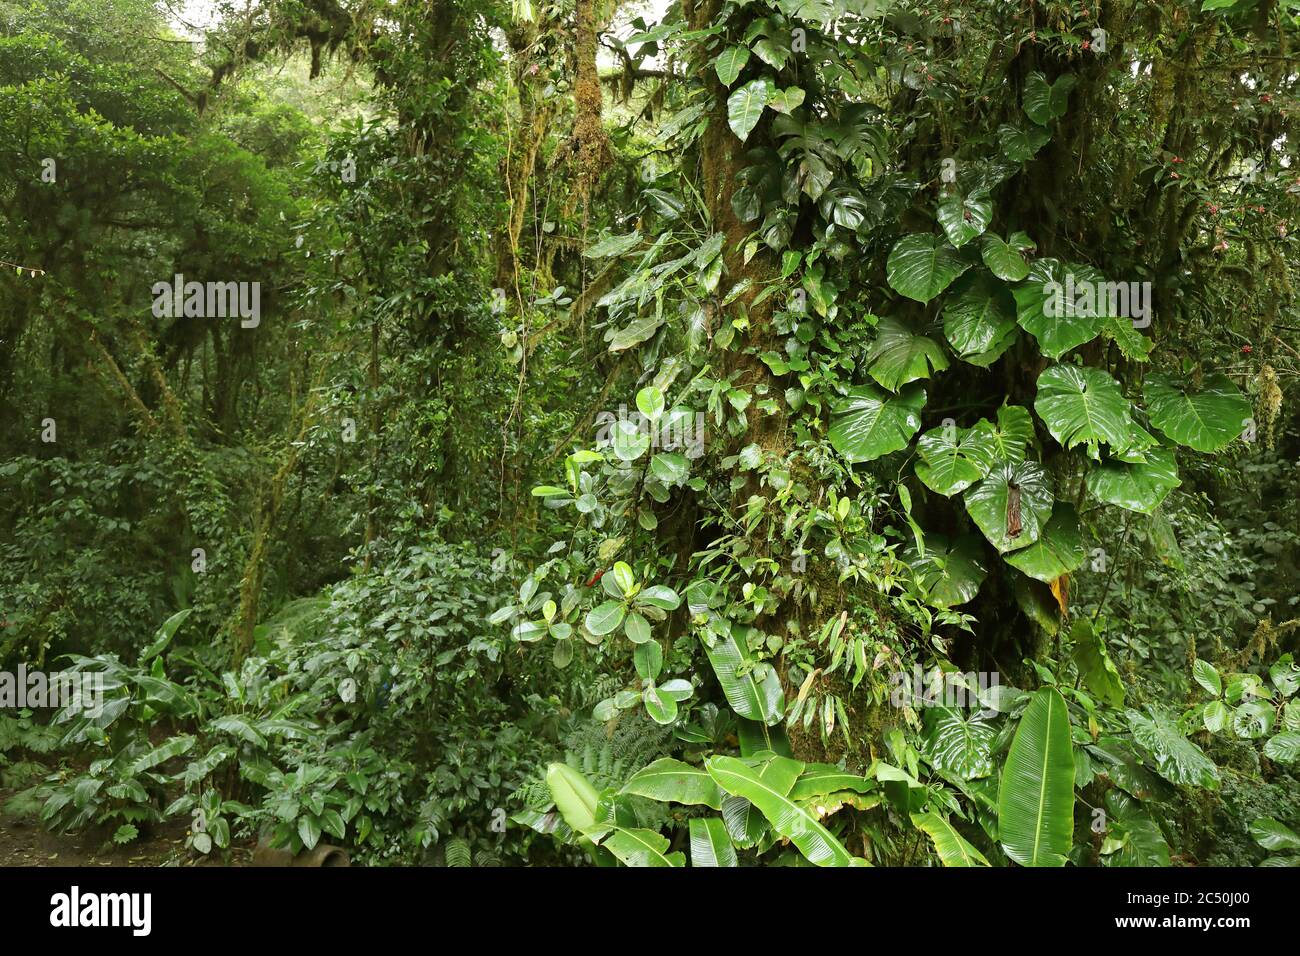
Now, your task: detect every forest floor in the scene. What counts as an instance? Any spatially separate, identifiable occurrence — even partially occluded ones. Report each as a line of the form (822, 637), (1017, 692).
(0, 787), (253, 866)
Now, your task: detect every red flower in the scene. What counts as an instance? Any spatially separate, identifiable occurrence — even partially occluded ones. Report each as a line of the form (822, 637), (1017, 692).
(1242, 345), (1253, 354)
(585, 569), (604, 588)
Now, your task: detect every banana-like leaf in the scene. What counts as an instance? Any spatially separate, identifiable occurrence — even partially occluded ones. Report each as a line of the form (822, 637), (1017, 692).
(998, 687), (1075, 866)
(689, 817), (738, 866)
(886, 234), (972, 303)
(583, 823), (685, 866)
(911, 811), (991, 866)
(546, 762), (600, 831)
(701, 626), (784, 724)
(789, 764), (876, 801)
(865, 316), (950, 391)
(1144, 373), (1252, 453)
(621, 757), (723, 810)
(707, 756), (855, 866)
(828, 383), (926, 463)
(1034, 364), (1133, 455)
(140, 608), (192, 662)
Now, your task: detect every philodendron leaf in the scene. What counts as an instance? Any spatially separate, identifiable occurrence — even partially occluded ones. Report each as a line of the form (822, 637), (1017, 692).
(1034, 364), (1134, 455)
(923, 706), (996, 779)
(1085, 445), (1180, 514)
(689, 817), (738, 866)
(936, 191), (993, 247)
(706, 756), (856, 866)
(621, 757), (723, 810)
(967, 404), (1035, 465)
(1144, 373), (1252, 453)
(1127, 706), (1221, 790)
(1251, 817), (1300, 851)
(1013, 259), (1108, 358)
(727, 77), (771, 142)
(943, 269), (1018, 363)
(828, 383), (926, 463)
(886, 234), (972, 303)
(903, 534), (989, 608)
(915, 422), (994, 497)
(998, 687), (1075, 867)
(714, 45), (750, 87)
(1023, 71), (1076, 126)
(996, 123), (1051, 164)
(1071, 618), (1125, 707)
(865, 316), (950, 390)
(701, 625), (784, 724)
(911, 811), (991, 866)
(964, 459), (1054, 553)
(1005, 504), (1085, 582)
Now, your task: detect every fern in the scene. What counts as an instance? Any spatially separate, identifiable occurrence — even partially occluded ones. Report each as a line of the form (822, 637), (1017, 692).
(444, 836), (472, 867)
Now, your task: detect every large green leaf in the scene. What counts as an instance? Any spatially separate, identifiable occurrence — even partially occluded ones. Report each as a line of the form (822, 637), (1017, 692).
(1023, 71), (1075, 126)
(1071, 618), (1125, 707)
(1102, 791), (1170, 867)
(964, 459), (1054, 553)
(1005, 504), (1085, 582)
(727, 77), (771, 142)
(706, 756), (856, 866)
(788, 764), (876, 801)
(621, 757), (724, 810)
(140, 608), (192, 662)
(967, 405), (1034, 465)
(943, 270), (1018, 363)
(886, 234), (972, 303)
(915, 422), (994, 497)
(1250, 817), (1300, 852)
(583, 823), (685, 866)
(996, 124), (1051, 164)
(1085, 446), (1180, 514)
(904, 534), (988, 607)
(910, 811), (991, 866)
(1013, 259), (1107, 358)
(689, 817), (738, 866)
(828, 383), (926, 463)
(936, 191), (993, 248)
(1034, 364), (1133, 456)
(714, 45), (750, 87)
(1127, 707), (1220, 790)
(865, 316), (950, 390)
(546, 762), (600, 831)
(701, 626), (784, 724)
(1144, 373), (1252, 453)
(998, 687), (1075, 867)
(923, 706), (996, 779)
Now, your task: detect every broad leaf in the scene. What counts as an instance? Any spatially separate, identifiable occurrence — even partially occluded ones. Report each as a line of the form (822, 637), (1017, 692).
(828, 383), (926, 463)
(621, 757), (723, 810)
(584, 824), (684, 866)
(1013, 259), (1108, 358)
(915, 423), (994, 497)
(701, 626), (784, 724)
(911, 811), (991, 866)
(865, 316), (950, 390)
(886, 234), (972, 303)
(714, 46), (750, 87)
(1071, 619), (1125, 707)
(998, 687), (1075, 866)
(706, 756), (855, 866)
(1144, 373), (1252, 453)
(943, 270), (1018, 362)
(1034, 364), (1133, 455)
(1085, 446), (1180, 514)
(1023, 71), (1075, 126)
(936, 191), (993, 248)
(923, 706), (995, 779)
(997, 123), (1050, 163)
(904, 534), (988, 608)
(1005, 504), (1085, 582)
(689, 817), (738, 866)
(1127, 707), (1220, 790)
(964, 459), (1054, 553)
(727, 78), (771, 142)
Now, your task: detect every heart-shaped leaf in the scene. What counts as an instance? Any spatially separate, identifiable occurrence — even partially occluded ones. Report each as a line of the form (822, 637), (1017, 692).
(1013, 259), (1107, 358)
(937, 191), (993, 248)
(1004, 504), (1085, 582)
(943, 269), (1018, 362)
(1085, 446), (1180, 514)
(865, 316), (950, 390)
(886, 234), (972, 303)
(828, 383), (926, 463)
(714, 45), (750, 87)
(727, 77), (771, 143)
(1034, 364), (1134, 455)
(965, 459), (1054, 553)
(1144, 373), (1252, 452)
